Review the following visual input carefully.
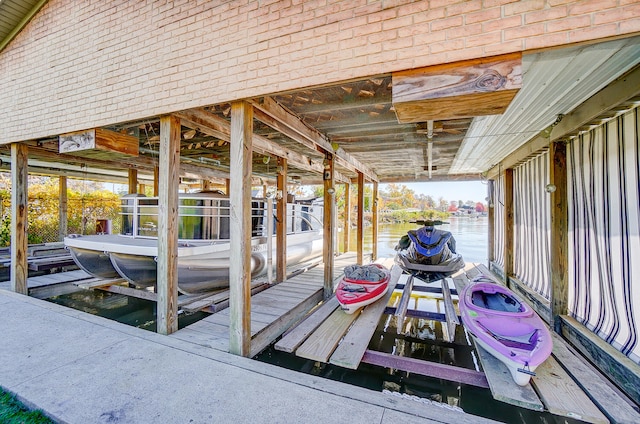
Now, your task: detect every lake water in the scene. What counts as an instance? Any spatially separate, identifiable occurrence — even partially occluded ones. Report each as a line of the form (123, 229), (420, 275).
(358, 217), (489, 264)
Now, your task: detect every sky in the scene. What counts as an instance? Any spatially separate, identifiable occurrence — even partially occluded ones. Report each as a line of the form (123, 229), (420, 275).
(381, 180), (490, 204)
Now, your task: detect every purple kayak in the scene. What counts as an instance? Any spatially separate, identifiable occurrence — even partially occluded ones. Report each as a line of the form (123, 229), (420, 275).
(459, 277), (553, 386)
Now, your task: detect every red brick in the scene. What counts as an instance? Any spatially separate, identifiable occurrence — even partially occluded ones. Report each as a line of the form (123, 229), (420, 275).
(620, 16), (640, 32)
(568, 22), (620, 43)
(447, 22), (483, 39)
(524, 32), (569, 50)
(525, 6), (568, 24)
(594, 5), (639, 25)
(446, 0), (483, 16)
(503, 0), (546, 16)
(431, 15), (464, 32)
(504, 22), (544, 40)
(568, 0), (618, 16)
(483, 15), (523, 33)
(547, 15), (593, 33)
(466, 30), (502, 48)
(466, 8), (502, 25)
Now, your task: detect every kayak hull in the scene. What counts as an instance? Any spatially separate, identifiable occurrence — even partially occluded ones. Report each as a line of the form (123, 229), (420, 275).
(336, 264), (390, 314)
(459, 277), (553, 386)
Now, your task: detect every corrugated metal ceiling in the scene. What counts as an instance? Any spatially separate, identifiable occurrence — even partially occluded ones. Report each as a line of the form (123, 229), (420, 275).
(452, 36), (640, 174)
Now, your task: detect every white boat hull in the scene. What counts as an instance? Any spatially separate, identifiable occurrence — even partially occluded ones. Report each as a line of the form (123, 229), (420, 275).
(66, 232), (323, 293)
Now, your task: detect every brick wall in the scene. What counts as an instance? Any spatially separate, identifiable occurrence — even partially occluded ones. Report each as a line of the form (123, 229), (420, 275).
(1, 0), (638, 144)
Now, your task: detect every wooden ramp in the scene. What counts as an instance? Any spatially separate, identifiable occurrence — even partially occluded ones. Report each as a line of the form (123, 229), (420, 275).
(455, 264), (610, 423)
(170, 252), (362, 357)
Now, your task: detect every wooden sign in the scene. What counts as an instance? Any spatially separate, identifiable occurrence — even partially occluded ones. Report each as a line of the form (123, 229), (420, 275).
(392, 53), (522, 122)
(59, 128), (139, 158)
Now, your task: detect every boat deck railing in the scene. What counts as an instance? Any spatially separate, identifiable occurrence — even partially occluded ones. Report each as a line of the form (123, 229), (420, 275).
(119, 194), (323, 241)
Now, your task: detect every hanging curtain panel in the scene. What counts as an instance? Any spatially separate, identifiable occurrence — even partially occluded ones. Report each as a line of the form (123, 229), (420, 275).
(513, 152), (551, 300)
(492, 174), (505, 271)
(567, 107), (640, 363)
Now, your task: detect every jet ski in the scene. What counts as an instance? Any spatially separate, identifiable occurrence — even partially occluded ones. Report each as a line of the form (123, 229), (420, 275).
(394, 220), (465, 281)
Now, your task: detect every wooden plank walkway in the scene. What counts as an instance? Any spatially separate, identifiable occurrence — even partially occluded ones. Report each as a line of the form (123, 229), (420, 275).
(456, 264), (611, 423)
(170, 252), (362, 357)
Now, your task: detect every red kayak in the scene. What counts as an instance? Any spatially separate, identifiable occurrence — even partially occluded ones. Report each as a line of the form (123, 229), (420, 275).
(336, 263), (390, 314)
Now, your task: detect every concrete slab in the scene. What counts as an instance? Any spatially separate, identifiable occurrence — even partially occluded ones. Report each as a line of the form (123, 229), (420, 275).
(0, 289), (498, 424)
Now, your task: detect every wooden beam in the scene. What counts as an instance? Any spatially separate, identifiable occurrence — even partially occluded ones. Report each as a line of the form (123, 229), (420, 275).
(251, 97), (378, 182)
(486, 63), (640, 178)
(323, 153), (335, 299)
(379, 173), (482, 183)
(343, 183), (351, 253)
(153, 166), (159, 196)
(503, 169), (514, 285)
(550, 141), (568, 333)
(393, 53), (522, 122)
(128, 169), (137, 194)
(229, 101), (253, 356)
(10, 143), (28, 295)
(487, 179), (495, 264)
(58, 176), (68, 241)
(156, 115), (181, 335)
(174, 108), (352, 182)
(276, 157), (287, 283)
(356, 172), (365, 264)
(372, 181), (378, 261)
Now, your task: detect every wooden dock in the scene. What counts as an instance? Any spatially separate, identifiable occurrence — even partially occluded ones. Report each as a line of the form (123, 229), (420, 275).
(270, 260), (638, 423)
(169, 252), (364, 357)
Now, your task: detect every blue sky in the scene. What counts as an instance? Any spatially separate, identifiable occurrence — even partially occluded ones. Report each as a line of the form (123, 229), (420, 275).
(381, 180), (489, 203)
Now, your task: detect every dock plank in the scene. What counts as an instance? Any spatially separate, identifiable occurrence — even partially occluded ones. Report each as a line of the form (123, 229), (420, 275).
(532, 356), (609, 423)
(551, 332), (640, 424)
(275, 297), (340, 353)
(475, 345), (544, 411)
(329, 265), (402, 369)
(296, 307), (359, 363)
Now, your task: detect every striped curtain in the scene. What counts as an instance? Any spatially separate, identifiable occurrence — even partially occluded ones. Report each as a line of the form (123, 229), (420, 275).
(513, 152), (551, 300)
(567, 107), (640, 363)
(492, 174), (505, 271)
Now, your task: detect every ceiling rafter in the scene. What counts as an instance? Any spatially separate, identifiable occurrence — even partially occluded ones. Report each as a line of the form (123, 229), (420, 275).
(250, 97), (378, 182)
(173, 109), (350, 184)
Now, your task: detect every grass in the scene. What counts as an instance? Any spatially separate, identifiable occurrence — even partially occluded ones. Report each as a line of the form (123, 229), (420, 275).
(0, 389), (53, 424)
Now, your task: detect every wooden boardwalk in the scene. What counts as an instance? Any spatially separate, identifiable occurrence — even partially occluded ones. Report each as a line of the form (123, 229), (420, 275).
(169, 252), (363, 358)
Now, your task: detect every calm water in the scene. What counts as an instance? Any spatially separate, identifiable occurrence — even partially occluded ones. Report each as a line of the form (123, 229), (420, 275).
(362, 217), (489, 264)
(46, 218), (573, 422)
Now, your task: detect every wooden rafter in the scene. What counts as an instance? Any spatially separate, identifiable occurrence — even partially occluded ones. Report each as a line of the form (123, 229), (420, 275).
(175, 108), (350, 184)
(250, 97), (378, 182)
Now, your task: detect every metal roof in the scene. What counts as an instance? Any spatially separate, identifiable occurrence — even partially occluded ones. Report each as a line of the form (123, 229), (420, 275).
(0, 0), (47, 52)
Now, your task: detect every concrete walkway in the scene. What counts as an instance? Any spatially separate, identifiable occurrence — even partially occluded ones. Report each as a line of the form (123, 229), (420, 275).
(0, 289), (496, 424)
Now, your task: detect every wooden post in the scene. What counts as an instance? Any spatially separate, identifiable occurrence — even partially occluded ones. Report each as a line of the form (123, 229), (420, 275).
(487, 179), (495, 266)
(153, 166), (159, 196)
(323, 153), (335, 299)
(128, 169), (138, 194)
(276, 157), (287, 283)
(201, 180), (211, 191)
(229, 101), (253, 356)
(504, 169), (514, 286)
(157, 115), (181, 335)
(343, 183), (351, 253)
(225, 178), (231, 196)
(372, 181), (378, 261)
(58, 176), (68, 241)
(357, 172), (365, 265)
(10, 143), (28, 295)
(550, 141), (568, 333)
